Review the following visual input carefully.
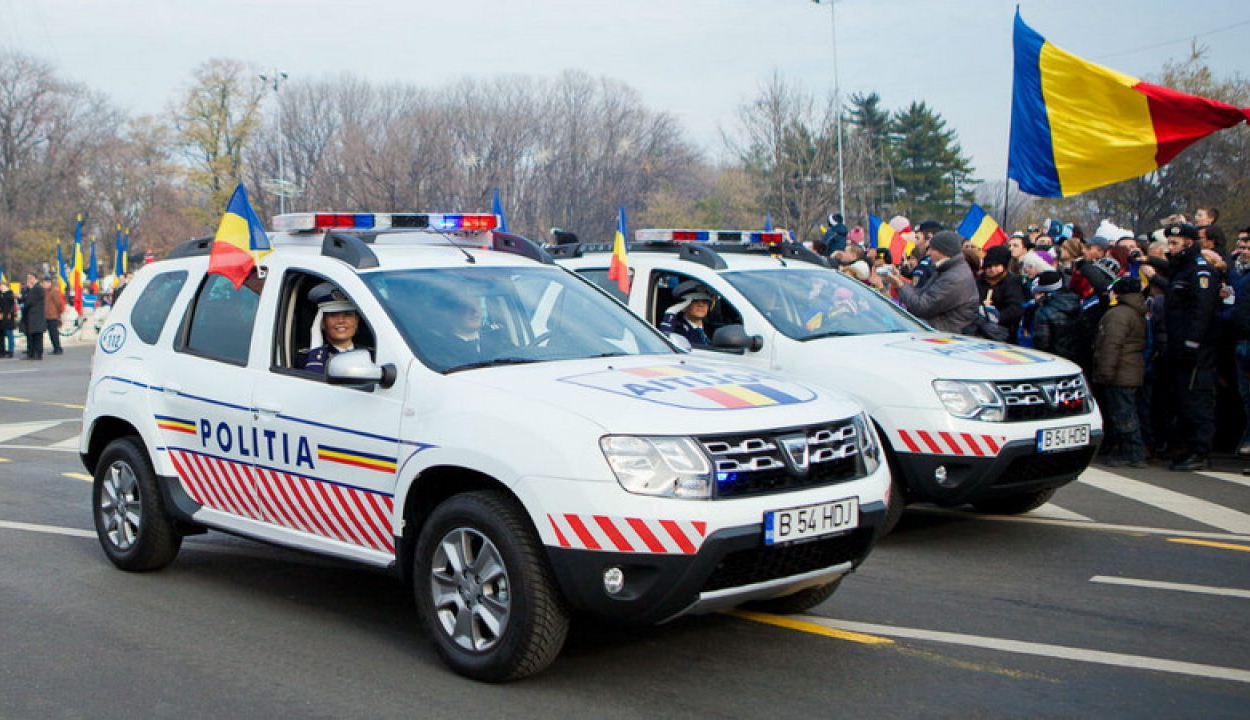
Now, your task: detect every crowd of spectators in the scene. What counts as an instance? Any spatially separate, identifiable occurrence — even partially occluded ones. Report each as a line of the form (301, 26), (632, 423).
(819, 209), (1249, 472)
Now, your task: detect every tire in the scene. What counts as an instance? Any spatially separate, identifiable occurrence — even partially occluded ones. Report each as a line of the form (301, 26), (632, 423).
(881, 476), (906, 536)
(744, 577), (843, 615)
(972, 487), (1057, 515)
(92, 437), (182, 571)
(414, 491), (569, 682)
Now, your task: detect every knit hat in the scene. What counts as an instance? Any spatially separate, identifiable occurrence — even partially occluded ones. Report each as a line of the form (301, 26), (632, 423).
(1094, 256), (1122, 277)
(982, 245), (1012, 268)
(1033, 270), (1064, 294)
(929, 230), (963, 258)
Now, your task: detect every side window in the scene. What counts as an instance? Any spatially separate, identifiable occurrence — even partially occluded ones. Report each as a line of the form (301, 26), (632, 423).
(130, 271), (188, 345)
(272, 271), (376, 377)
(576, 268), (631, 303)
(181, 273), (261, 365)
(650, 272), (744, 329)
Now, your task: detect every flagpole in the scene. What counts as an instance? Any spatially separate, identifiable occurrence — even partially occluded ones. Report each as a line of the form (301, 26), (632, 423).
(1002, 174), (1011, 232)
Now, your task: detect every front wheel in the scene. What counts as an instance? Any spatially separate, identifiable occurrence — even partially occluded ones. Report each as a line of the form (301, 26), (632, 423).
(414, 491), (569, 682)
(972, 487), (1057, 515)
(92, 437), (182, 570)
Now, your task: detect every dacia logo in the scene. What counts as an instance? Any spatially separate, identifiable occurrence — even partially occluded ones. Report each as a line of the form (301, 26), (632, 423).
(778, 433), (810, 473)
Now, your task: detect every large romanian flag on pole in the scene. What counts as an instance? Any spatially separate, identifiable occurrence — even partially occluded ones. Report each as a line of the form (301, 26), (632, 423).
(1008, 10), (1250, 198)
(956, 204), (1008, 249)
(607, 206), (630, 294)
(209, 184), (271, 289)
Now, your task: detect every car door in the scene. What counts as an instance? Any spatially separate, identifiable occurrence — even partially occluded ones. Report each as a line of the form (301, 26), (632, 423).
(247, 267), (407, 561)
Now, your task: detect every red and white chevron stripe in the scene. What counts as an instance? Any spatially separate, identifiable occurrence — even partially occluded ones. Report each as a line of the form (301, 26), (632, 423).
(547, 513), (707, 554)
(895, 429), (1007, 457)
(168, 449), (395, 554)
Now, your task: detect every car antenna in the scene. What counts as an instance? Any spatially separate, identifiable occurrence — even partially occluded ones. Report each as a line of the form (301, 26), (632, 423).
(433, 228), (476, 264)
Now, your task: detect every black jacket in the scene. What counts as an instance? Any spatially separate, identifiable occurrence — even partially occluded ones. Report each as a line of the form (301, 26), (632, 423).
(977, 272), (1027, 338)
(20, 283), (45, 335)
(1032, 290), (1081, 361)
(1164, 242), (1220, 353)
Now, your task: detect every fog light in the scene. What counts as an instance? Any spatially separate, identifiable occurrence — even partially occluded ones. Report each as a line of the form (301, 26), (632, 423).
(934, 465), (955, 487)
(603, 567), (625, 595)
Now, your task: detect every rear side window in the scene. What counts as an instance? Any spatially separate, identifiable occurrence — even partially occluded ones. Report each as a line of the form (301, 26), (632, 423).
(180, 273), (261, 365)
(130, 271), (187, 345)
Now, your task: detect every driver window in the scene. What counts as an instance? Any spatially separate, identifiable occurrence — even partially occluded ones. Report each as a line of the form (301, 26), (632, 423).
(273, 272), (375, 378)
(649, 272), (742, 341)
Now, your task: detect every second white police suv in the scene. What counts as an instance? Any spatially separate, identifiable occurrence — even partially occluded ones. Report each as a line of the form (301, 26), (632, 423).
(80, 212), (891, 682)
(552, 229), (1104, 531)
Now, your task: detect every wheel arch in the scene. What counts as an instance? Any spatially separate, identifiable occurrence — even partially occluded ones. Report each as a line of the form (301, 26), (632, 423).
(82, 415), (144, 475)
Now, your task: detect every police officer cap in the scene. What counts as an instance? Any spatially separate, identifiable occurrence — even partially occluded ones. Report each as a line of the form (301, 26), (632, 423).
(1166, 223), (1200, 241)
(308, 282), (355, 313)
(673, 280), (714, 302)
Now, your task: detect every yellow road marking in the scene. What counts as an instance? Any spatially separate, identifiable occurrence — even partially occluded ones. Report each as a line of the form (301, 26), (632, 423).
(46, 402), (84, 410)
(0, 395), (32, 403)
(62, 472), (93, 482)
(0, 394), (83, 409)
(726, 609), (894, 645)
(1168, 537), (1250, 553)
(0, 457), (9, 463)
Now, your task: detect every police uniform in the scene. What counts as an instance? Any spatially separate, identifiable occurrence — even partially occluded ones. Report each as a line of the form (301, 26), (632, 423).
(658, 281), (718, 347)
(299, 283), (361, 374)
(301, 343), (352, 373)
(1163, 225), (1220, 467)
(907, 255), (936, 289)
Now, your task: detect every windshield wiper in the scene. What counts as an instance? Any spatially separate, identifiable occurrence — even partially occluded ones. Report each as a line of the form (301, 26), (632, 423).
(447, 356), (540, 372)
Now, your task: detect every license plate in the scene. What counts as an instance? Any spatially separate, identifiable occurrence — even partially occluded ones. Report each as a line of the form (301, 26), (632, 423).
(1036, 424), (1090, 452)
(764, 497), (859, 545)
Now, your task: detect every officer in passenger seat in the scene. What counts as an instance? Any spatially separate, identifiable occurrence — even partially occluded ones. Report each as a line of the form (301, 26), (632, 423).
(659, 280), (720, 347)
(300, 283), (363, 373)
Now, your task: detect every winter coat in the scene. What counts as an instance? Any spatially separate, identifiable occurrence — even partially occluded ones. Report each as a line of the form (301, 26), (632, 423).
(977, 272), (1027, 339)
(1032, 290), (1081, 361)
(1093, 292), (1147, 388)
(0, 288), (16, 332)
(20, 283), (45, 335)
(44, 285), (65, 321)
(896, 254), (980, 334)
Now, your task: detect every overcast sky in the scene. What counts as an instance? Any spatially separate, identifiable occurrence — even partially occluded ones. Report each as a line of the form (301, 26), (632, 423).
(2, 0), (1248, 184)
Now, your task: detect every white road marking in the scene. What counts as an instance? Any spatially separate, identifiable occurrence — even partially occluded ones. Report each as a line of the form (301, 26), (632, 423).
(0, 519), (95, 539)
(0, 420), (71, 444)
(802, 616), (1250, 684)
(1078, 467), (1250, 534)
(1027, 502), (1092, 522)
(0, 369), (39, 376)
(1090, 575), (1250, 600)
(0, 444), (81, 454)
(909, 506), (1250, 543)
(1197, 470), (1250, 490)
(50, 434), (81, 450)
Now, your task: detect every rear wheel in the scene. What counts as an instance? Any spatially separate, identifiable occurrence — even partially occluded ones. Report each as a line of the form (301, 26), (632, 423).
(744, 577), (843, 615)
(414, 491), (569, 682)
(92, 437), (182, 571)
(972, 487), (1057, 515)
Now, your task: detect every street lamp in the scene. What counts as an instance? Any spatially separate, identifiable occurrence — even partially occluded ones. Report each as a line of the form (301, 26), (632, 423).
(259, 69), (295, 215)
(812, 0), (845, 221)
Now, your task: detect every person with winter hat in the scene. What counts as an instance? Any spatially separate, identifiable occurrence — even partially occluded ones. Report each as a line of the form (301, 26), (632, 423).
(1029, 270), (1081, 361)
(978, 244), (1026, 340)
(882, 230), (979, 333)
(1094, 276), (1149, 467)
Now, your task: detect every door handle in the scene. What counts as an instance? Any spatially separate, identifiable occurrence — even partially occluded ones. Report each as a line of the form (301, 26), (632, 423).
(164, 383), (182, 396)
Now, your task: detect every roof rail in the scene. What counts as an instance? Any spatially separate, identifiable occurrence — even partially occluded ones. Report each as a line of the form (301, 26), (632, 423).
(492, 232), (553, 265)
(166, 236), (214, 259)
(323, 231), (380, 269)
(546, 239), (829, 269)
(676, 243), (728, 270)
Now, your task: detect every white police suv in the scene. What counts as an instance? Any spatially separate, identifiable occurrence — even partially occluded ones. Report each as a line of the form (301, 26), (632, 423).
(552, 229), (1103, 532)
(81, 213), (890, 681)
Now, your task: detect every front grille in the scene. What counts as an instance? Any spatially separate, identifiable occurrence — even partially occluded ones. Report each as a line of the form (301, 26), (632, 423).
(700, 420), (863, 499)
(702, 529), (873, 592)
(992, 445), (1098, 487)
(996, 374), (1091, 422)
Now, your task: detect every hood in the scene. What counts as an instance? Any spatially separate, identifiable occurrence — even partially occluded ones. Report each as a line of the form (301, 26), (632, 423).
(786, 331), (1081, 383)
(447, 354), (863, 436)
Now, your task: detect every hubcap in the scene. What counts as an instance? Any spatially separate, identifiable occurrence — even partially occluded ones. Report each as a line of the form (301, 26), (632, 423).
(99, 461), (142, 550)
(429, 528), (510, 652)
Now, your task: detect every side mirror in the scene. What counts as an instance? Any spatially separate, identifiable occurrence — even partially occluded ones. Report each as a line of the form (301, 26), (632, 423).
(326, 349), (397, 389)
(713, 324), (764, 352)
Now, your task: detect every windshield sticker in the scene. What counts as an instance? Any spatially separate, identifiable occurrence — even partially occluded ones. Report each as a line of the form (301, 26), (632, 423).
(891, 336), (1055, 365)
(559, 364), (816, 410)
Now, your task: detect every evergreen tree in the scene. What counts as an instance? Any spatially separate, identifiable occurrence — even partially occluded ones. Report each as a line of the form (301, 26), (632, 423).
(889, 101), (975, 223)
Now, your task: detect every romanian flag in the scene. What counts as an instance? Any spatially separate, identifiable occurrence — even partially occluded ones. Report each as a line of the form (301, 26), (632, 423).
(956, 204), (1008, 250)
(56, 243), (68, 293)
(209, 184), (271, 289)
(868, 213), (911, 264)
(607, 206), (630, 294)
(1009, 11), (1250, 198)
(114, 225), (128, 277)
(72, 215), (84, 315)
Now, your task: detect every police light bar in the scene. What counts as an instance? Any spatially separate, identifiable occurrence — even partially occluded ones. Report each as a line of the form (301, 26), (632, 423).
(273, 212), (499, 233)
(634, 229), (792, 245)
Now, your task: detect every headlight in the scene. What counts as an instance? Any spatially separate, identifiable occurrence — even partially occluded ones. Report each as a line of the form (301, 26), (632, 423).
(851, 413), (881, 474)
(600, 436), (713, 499)
(932, 380), (1005, 422)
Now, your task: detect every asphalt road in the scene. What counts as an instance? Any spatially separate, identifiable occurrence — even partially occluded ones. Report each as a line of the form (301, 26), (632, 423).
(2, 340), (1248, 718)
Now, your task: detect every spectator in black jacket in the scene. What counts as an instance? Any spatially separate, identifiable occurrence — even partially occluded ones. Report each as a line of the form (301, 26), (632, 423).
(1030, 271), (1080, 361)
(977, 245), (1026, 341)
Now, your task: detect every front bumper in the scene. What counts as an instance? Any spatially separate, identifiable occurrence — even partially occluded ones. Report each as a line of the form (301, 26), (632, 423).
(895, 431), (1103, 506)
(546, 498), (886, 624)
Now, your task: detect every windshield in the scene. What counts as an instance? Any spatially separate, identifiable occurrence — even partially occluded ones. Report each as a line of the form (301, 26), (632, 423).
(723, 268), (927, 339)
(365, 266), (675, 372)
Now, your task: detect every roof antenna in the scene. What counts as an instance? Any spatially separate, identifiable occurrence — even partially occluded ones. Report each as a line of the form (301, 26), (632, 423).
(433, 228), (476, 264)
